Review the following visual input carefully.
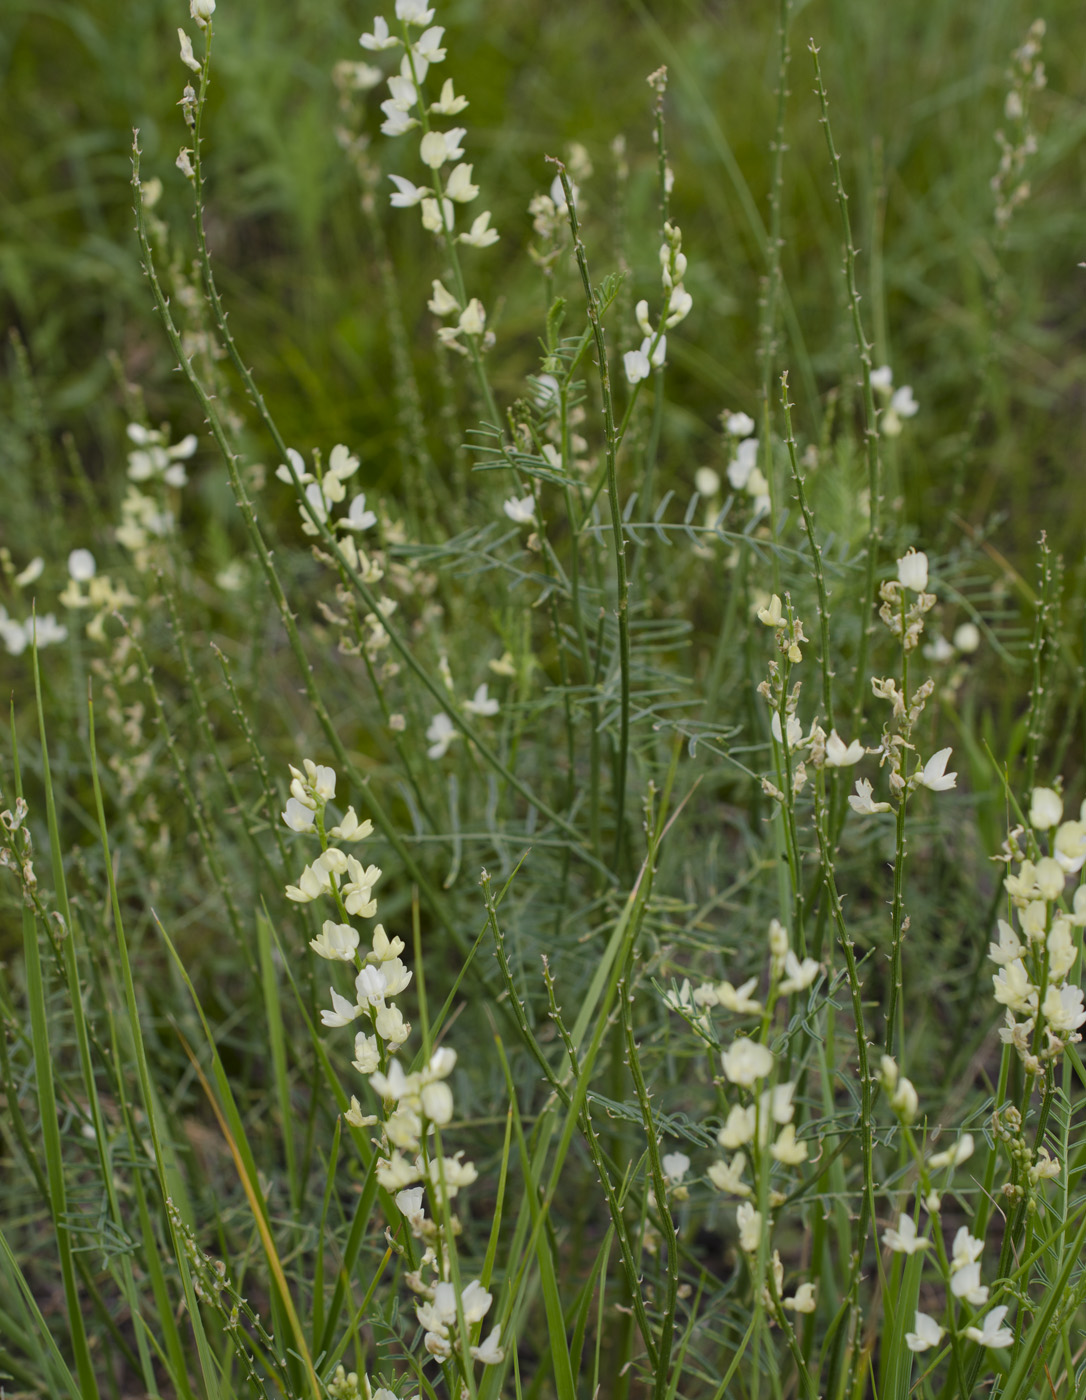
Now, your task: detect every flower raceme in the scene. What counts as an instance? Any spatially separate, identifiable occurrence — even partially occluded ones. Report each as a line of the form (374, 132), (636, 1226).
(283, 759), (504, 1376)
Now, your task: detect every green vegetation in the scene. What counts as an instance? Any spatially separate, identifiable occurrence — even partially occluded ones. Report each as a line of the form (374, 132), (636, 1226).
(1, 2), (1086, 1397)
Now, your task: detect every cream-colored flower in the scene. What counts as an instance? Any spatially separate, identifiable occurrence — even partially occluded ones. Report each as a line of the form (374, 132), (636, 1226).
(736, 1202), (762, 1253)
(721, 1037), (774, 1086)
(882, 1213), (930, 1255)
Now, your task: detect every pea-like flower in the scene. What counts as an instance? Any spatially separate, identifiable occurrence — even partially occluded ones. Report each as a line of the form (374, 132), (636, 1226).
(882, 1213), (930, 1255)
(721, 1037), (774, 1086)
(964, 1305), (1013, 1349)
(905, 1312), (944, 1352)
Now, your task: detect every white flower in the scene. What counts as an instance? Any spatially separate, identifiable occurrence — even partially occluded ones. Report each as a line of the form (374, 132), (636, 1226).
(352, 1033), (381, 1075)
(385, 74), (417, 111)
(431, 78), (468, 114)
(464, 683), (499, 717)
(964, 1305), (1013, 1349)
(413, 25), (446, 61)
(779, 951), (820, 996)
(950, 1260), (988, 1307)
(783, 1283), (817, 1313)
(623, 348), (650, 385)
(882, 1213), (930, 1255)
(771, 1124), (808, 1165)
(896, 548), (929, 592)
(282, 797), (317, 832)
(284, 863), (331, 903)
(825, 730), (865, 767)
(1030, 786), (1063, 830)
(503, 496), (535, 524)
(757, 594), (783, 627)
(923, 634), (955, 662)
(388, 174), (428, 207)
(988, 919), (1023, 966)
(68, 549), (97, 581)
(380, 102), (417, 136)
(890, 1076), (919, 1123)
(891, 385), (919, 419)
(721, 1037), (774, 1086)
(1054, 820), (1086, 874)
(770, 711), (803, 748)
(420, 127), (465, 168)
(736, 1202), (762, 1253)
(708, 1153), (751, 1196)
(341, 494), (377, 532)
(849, 778), (892, 815)
(717, 977), (762, 1015)
(727, 437), (759, 491)
(992, 958), (1037, 1015)
(13, 557), (44, 587)
(426, 713), (458, 759)
(360, 17), (400, 50)
(310, 921), (360, 961)
(427, 279), (459, 316)
(420, 196), (453, 234)
(950, 1227), (984, 1272)
(905, 1312), (944, 1353)
(320, 988), (361, 1028)
(662, 1151), (690, 1184)
(664, 286), (692, 327)
(717, 1104), (755, 1149)
(458, 298), (486, 336)
(917, 748), (957, 792)
(190, 0), (215, 24)
(445, 162), (479, 202)
(725, 411), (755, 437)
(954, 621), (981, 653)
(395, 0), (434, 23)
(1041, 982), (1086, 1033)
(870, 365), (894, 392)
(178, 28), (202, 72)
(694, 466), (720, 496)
(459, 211), (499, 247)
(470, 1325), (504, 1365)
(928, 1134), (974, 1170)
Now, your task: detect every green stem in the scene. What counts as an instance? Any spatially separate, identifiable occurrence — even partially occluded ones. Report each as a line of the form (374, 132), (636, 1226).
(553, 161), (631, 870)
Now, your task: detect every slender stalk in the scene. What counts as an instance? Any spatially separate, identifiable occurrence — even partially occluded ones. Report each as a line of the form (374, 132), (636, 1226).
(552, 161), (631, 869)
(809, 42), (884, 734)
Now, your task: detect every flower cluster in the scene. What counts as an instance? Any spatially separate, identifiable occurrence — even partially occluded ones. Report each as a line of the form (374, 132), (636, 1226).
(991, 785), (1086, 1074)
(0, 551), (66, 656)
(663, 919), (820, 1317)
(877, 1060), (1014, 1358)
(623, 221), (693, 386)
(879, 547), (936, 652)
(113, 421), (195, 571)
(992, 20), (1045, 229)
(720, 411), (769, 516)
(870, 365), (919, 438)
(59, 549), (137, 642)
(287, 759), (503, 1374)
(361, 1), (498, 252)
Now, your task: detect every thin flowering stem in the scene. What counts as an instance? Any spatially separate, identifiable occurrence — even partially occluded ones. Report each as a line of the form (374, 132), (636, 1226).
(394, 14), (501, 432)
(132, 137), (491, 964)
(780, 373), (832, 727)
(757, 0), (793, 580)
(552, 160), (632, 869)
(619, 969), (680, 1400)
(812, 777), (877, 1313)
(144, 117), (602, 876)
(809, 42), (884, 736)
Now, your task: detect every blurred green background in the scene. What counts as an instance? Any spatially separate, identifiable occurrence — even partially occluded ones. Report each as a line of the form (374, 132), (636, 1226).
(3, 0), (1085, 560)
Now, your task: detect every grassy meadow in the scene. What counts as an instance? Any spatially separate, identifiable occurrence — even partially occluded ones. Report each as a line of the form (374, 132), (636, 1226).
(2, 1), (1086, 1397)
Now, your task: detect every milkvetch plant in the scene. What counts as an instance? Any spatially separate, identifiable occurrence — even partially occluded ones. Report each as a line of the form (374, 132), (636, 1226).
(2, 2), (1085, 1399)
